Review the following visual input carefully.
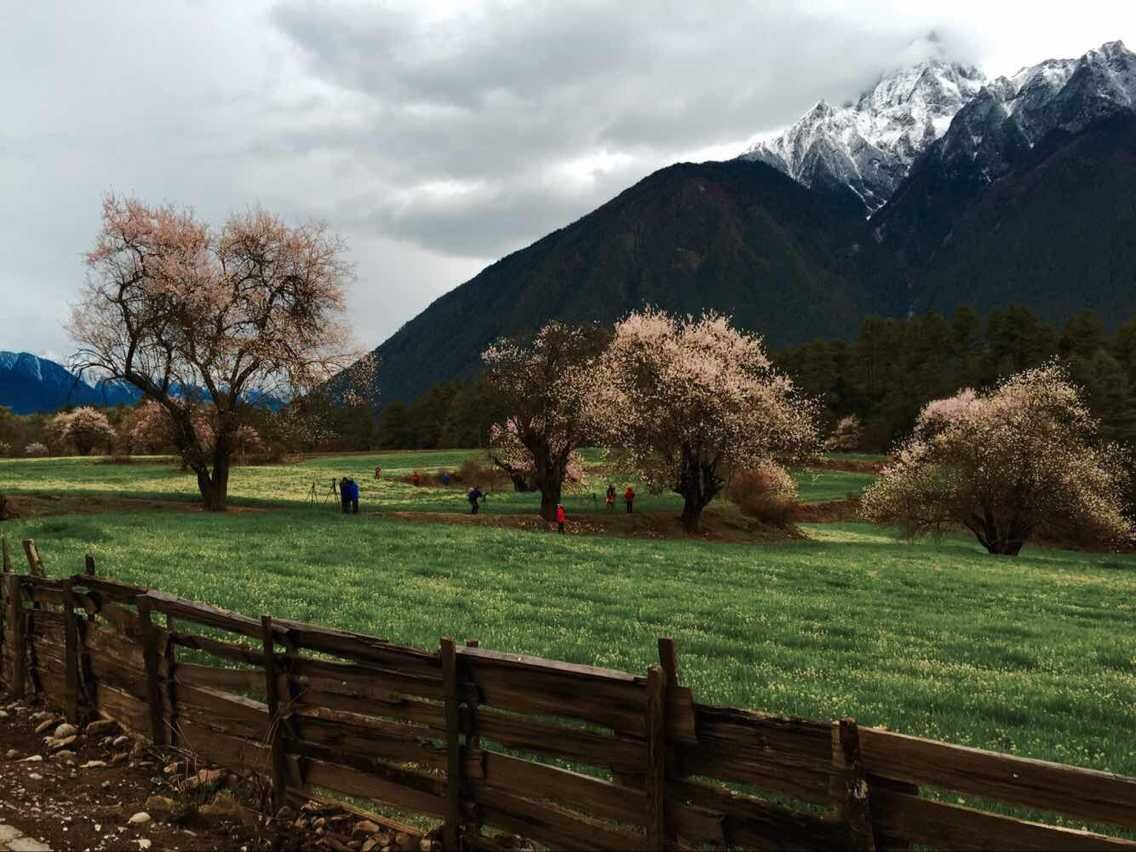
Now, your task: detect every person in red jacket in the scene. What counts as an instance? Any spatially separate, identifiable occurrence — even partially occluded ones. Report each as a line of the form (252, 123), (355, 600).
(624, 485), (636, 513)
(555, 503), (567, 534)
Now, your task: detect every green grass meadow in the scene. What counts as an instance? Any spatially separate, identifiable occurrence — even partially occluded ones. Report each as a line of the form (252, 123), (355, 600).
(0, 451), (872, 513)
(0, 453), (1134, 785)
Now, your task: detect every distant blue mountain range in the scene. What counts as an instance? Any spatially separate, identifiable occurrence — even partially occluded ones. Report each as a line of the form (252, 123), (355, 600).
(0, 351), (285, 414)
(0, 351), (139, 414)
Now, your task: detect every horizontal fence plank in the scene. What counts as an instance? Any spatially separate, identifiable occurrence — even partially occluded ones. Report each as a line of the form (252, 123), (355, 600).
(873, 788), (1136, 852)
(461, 647), (646, 734)
(670, 778), (844, 851)
(177, 717), (272, 776)
(144, 591), (271, 640)
(301, 752), (447, 818)
(86, 622), (159, 675)
(277, 620), (440, 677)
(295, 688), (445, 732)
(291, 656), (444, 702)
(293, 707), (447, 771)
(95, 602), (141, 636)
(860, 728), (1136, 830)
(678, 705), (834, 805)
(472, 706), (645, 776)
(478, 750), (644, 827)
(175, 684), (270, 741)
(472, 783), (645, 851)
(92, 682), (151, 735)
(73, 575), (148, 602)
(175, 662), (266, 696)
(171, 631), (264, 667)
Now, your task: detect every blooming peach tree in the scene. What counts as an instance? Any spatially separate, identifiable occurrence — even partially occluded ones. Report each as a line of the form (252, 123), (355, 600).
(71, 196), (355, 510)
(483, 322), (605, 520)
(861, 364), (1132, 555)
(590, 310), (817, 532)
(50, 407), (115, 456)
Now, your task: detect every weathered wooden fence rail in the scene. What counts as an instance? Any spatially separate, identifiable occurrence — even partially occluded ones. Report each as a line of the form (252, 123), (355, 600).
(0, 546), (1134, 851)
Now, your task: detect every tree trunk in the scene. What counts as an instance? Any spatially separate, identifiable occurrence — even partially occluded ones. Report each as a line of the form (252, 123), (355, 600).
(969, 510), (1029, 556)
(195, 454), (231, 512)
(538, 466), (564, 522)
(982, 534), (1025, 556)
(676, 445), (720, 533)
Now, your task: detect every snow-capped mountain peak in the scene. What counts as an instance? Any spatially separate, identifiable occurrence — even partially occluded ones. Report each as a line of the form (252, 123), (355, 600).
(740, 56), (986, 211)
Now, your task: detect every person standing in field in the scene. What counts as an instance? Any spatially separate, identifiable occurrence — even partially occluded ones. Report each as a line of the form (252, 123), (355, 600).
(556, 503), (567, 534)
(605, 484), (616, 511)
(624, 485), (636, 513)
(411, 470), (421, 487)
(468, 485), (483, 514)
(342, 477), (359, 514)
(374, 465), (382, 480)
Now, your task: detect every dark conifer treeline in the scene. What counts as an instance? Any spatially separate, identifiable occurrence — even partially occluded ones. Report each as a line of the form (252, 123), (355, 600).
(775, 307), (1136, 450)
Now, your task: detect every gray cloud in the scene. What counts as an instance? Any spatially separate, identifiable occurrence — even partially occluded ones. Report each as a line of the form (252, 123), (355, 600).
(2, 0), (1134, 358)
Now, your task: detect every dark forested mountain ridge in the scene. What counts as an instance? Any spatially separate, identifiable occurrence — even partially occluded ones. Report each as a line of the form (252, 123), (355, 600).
(364, 159), (874, 408)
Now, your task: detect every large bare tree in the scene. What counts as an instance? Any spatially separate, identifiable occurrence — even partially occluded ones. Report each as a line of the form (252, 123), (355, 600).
(71, 196), (354, 510)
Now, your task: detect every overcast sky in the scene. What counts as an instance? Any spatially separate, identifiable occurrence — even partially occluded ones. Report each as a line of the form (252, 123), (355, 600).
(2, 1), (1133, 361)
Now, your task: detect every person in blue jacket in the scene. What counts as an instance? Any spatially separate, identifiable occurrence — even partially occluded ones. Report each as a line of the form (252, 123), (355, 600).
(341, 477), (360, 514)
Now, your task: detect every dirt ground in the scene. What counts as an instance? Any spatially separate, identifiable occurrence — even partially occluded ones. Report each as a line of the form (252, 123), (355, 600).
(0, 699), (433, 852)
(385, 506), (806, 543)
(0, 494), (266, 522)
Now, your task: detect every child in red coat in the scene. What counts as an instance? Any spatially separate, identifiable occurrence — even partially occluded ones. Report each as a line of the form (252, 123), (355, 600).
(555, 503), (567, 534)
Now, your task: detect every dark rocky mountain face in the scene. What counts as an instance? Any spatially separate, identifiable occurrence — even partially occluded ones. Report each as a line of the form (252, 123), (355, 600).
(365, 160), (876, 408)
(871, 112), (1136, 324)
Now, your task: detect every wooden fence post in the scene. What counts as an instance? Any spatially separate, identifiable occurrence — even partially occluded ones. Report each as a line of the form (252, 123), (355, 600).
(646, 663), (668, 851)
(1, 536), (12, 573)
(441, 637), (463, 852)
(262, 615), (290, 813)
(22, 540), (44, 577)
(136, 595), (166, 745)
(832, 718), (877, 852)
(4, 574), (25, 698)
(62, 578), (80, 723)
(163, 617), (178, 748)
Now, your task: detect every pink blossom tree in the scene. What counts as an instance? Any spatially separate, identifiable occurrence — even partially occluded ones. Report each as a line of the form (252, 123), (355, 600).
(861, 365), (1132, 555)
(590, 310), (817, 532)
(483, 323), (605, 520)
(72, 197), (355, 510)
(50, 407), (115, 456)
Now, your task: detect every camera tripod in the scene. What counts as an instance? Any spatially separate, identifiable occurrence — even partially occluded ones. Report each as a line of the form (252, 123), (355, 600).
(308, 478), (340, 506)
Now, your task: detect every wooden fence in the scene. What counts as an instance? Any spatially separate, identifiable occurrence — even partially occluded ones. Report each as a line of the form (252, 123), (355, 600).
(0, 547), (1134, 850)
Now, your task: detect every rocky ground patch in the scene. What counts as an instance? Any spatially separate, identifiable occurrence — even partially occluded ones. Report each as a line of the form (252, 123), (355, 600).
(0, 699), (439, 852)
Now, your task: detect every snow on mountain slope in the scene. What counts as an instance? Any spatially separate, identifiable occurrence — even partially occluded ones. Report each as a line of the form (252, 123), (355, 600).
(928, 41), (1136, 178)
(740, 58), (986, 211)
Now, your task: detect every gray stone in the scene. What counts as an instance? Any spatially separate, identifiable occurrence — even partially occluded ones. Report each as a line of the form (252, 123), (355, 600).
(0, 825), (23, 842)
(9, 837), (54, 852)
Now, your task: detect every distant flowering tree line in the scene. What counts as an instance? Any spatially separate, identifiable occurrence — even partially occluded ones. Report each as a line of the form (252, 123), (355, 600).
(3, 194), (1132, 551)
